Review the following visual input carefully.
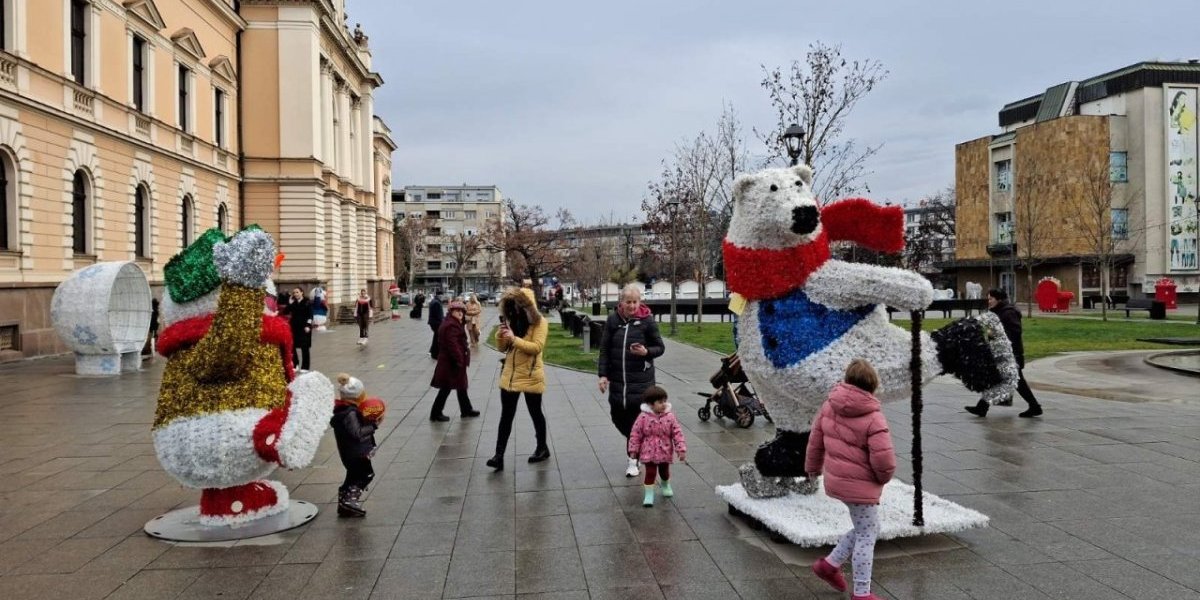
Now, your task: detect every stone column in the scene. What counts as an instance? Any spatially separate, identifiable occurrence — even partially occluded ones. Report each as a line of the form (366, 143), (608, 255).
(319, 60), (333, 165)
(337, 82), (352, 180)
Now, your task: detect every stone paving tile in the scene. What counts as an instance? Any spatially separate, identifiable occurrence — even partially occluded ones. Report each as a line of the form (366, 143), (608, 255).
(3, 311), (1200, 598)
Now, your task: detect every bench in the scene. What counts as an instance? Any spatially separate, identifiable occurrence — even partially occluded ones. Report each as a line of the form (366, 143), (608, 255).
(1124, 298), (1157, 319)
(1082, 293), (1130, 309)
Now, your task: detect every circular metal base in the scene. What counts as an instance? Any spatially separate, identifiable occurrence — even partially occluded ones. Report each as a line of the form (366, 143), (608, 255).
(143, 500), (319, 542)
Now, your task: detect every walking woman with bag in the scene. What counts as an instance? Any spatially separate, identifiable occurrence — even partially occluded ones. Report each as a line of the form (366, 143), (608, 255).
(429, 301), (480, 421)
(486, 287), (550, 471)
(464, 293), (483, 346)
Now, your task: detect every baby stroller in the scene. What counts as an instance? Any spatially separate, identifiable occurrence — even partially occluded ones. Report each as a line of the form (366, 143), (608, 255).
(697, 353), (772, 428)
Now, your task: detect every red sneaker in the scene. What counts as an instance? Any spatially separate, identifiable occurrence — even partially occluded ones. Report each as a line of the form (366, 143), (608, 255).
(811, 558), (846, 592)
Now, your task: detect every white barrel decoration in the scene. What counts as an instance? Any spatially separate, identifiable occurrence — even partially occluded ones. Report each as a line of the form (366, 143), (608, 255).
(650, 280), (673, 299)
(705, 279), (727, 298)
(678, 279), (700, 299)
(51, 262), (152, 375)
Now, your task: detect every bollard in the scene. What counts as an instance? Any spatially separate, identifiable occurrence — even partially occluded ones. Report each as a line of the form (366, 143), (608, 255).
(582, 324), (590, 351)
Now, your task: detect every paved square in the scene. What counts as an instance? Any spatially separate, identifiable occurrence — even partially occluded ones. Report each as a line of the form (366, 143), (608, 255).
(2, 309), (1199, 599)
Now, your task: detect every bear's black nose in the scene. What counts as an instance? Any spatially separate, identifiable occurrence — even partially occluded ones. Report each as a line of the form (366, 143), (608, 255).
(791, 205), (819, 235)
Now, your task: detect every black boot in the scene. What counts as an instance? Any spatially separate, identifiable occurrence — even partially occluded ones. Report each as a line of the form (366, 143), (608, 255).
(1018, 404), (1043, 418)
(964, 399), (989, 417)
(528, 447), (551, 463)
(753, 430), (810, 478)
(485, 453), (504, 471)
(430, 414), (450, 422)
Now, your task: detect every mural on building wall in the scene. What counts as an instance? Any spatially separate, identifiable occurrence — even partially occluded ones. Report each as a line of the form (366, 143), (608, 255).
(1165, 86), (1199, 272)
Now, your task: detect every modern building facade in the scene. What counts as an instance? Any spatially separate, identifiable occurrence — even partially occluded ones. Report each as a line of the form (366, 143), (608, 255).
(952, 61), (1200, 304)
(393, 185), (506, 294)
(0, 0), (394, 362)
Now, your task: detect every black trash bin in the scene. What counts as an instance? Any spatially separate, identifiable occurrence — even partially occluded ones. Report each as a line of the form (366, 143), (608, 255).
(592, 301), (602, 316)
(1150, 301), (1167, 320)
(561, 309), (576, 330)
(588, 320), (604, 351)
(573, 315), (588, 338)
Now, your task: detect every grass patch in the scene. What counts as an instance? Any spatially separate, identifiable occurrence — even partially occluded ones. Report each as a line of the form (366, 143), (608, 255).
(664, 316), (1197, 361)
(487, 324), (598, 372)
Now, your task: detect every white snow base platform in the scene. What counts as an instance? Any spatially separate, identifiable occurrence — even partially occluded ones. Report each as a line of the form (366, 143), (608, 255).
(716, 479), (988, 547)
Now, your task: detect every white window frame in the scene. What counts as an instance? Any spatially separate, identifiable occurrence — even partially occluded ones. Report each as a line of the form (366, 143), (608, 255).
(64, 0), (100, 87)
(2, 0), (28, 56)
(175, 61), (194, 133)
(213, 86), (227, 148)
(0, 148), (16, 251)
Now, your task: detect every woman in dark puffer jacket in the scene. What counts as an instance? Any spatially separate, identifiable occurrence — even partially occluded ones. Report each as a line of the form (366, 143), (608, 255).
(598, 285), (665, 477)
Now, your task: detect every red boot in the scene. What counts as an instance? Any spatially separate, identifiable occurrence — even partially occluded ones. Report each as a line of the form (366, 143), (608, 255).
(811, 558), (846, 592)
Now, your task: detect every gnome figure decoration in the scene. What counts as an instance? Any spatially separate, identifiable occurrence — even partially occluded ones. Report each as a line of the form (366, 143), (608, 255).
(723, 164), (1018, 498)
(151, 226), (333, 530)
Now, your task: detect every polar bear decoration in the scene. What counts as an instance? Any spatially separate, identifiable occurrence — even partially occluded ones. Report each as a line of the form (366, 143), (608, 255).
(152, 226), (334, 529)
(723, 164), (1018, 496)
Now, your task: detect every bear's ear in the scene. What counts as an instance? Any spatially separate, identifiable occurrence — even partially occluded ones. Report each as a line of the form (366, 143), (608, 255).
(734, 174), (755, 198)
(792, 164), (813, 186)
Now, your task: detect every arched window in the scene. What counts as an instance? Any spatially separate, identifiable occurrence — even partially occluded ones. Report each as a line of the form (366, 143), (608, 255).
(134, 185), (149, 258)
(0, 150), (12, 251)
(72, 169), (89, 254)
(217, 203), (228, 234)
(181, 194), (193, 248)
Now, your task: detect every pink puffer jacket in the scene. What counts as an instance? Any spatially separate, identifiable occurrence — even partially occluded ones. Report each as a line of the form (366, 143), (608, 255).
(805, 382), (895, 505)
(628, 404), (687, 464)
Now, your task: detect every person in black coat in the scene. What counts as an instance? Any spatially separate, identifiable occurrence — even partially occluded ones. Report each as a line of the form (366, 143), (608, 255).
(331, 374), (377, 517)
(281, 287), (314, 371)
(966, 288), (1043, 418)
(427, 291), (445, 359)
(598, 286), (665, 477)
(429, 301), (480, 421)
(411, 292), (426, 319)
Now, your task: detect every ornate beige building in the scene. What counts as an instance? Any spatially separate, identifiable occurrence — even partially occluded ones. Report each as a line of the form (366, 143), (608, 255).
(0, 0), (394, 362)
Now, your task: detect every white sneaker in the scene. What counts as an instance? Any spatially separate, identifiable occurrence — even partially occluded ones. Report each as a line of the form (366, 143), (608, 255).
(625, 457), (639, 478)
(362, 338), (368, 345)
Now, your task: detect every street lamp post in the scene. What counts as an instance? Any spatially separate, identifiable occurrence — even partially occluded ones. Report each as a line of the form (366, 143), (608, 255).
(782, 123), (806, 167)
(668, 198), (681, 335)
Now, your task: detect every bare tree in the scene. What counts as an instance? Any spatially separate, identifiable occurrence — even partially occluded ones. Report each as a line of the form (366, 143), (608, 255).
(483, 200), (570, 296)
(1014, 158), (1053, 317)
(903, 187), (957, 275)
(1067, 152), (1141, 321)
(756, 42), (887, 203)
(393, 213), (429, 291)
(445, 230), (485, 296)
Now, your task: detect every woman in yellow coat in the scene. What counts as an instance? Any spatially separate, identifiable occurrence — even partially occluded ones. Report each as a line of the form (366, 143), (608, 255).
(487, 286), (550, 471)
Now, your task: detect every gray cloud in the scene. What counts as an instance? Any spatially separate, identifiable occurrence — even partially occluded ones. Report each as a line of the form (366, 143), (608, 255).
(352, 0), (1198, 218)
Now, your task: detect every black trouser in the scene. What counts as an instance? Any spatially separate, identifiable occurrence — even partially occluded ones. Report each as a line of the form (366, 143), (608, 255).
(429, 325), (440, 358)
(609, 393), (644, 438)
(431, 387), (474, 417)
(358, 317), (369, 338)
(495, 390), (547, 454)
(975, 368), (1040, 414)
(339, 455), (374, 493)
(293, 346), (311, 371)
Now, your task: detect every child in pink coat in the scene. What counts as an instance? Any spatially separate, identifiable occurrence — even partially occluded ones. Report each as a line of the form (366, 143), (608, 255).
(806, 359), (895, 600)
(627, 386), (687, 507)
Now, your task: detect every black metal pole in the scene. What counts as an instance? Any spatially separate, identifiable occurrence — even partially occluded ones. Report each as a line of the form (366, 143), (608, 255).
(910, 309), (925, 527)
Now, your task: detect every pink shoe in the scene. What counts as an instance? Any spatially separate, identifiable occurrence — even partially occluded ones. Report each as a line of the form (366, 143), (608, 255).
(851, 594), (883, 600)
(811, 558), (846, 592)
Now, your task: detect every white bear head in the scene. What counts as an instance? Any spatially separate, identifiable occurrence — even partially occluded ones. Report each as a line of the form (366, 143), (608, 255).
(726, 164), (819, 250)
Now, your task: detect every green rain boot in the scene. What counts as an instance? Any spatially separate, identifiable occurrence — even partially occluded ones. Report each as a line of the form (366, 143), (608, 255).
(642, 485), (655, 507)
(660, 480), (674, 498)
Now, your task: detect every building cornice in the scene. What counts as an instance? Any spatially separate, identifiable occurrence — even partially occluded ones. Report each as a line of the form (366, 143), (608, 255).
(203, 0), (247, 31)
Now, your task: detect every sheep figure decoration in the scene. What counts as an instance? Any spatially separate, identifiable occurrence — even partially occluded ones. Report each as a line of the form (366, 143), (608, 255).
(723, 164), (1018, 498)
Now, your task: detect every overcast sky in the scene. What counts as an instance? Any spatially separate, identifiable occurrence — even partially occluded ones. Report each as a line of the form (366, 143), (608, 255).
(350, 0), (1196, 222)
